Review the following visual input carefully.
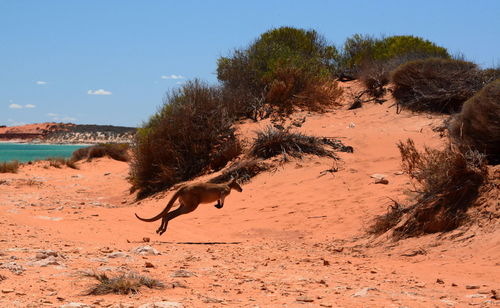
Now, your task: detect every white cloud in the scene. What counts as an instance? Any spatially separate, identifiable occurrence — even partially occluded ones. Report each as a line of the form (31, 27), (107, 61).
(36, 81), (48, 85)
(7, 119), (25, 126)
(47, 113), (77, 122)
(161, 74), (185, 80)
(87, 89), (112, 95)
(9, 103), (23, 109)
(7, 103), (36, 109)
(61, 116), (77, 122)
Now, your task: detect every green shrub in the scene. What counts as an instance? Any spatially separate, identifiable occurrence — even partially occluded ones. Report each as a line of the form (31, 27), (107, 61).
(217, 27), (341, 117)
(370, 139), (487, 238)
(338, 34), (450, 97)
(71, 143), (129, 162)
(449, 79), (500, 164)
(0, 160), (19, 173)
(391, 58), (483, 113)
(129, 80), (241, 198)
(339, 34), (449, 76)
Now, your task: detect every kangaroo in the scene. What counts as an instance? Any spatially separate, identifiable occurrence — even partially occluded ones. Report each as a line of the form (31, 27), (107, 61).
(135, 178), (243, 235)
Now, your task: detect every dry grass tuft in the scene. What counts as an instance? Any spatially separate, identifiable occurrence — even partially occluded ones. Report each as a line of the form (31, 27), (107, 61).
(46, 157), (78, 169)
(71, 143), (129, 162)
(369, 139), (488, 238)
(209, 159), (272, 184)
(82, 271), (164, 295)
(0, 160), (20, 173)
(249, 126), (337, 160)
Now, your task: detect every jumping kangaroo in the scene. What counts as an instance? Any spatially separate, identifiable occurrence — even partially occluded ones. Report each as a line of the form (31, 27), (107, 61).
(135, 178), (243, 235)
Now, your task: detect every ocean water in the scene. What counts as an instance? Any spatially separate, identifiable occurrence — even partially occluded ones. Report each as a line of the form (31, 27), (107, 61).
(0, 143), (88, 163)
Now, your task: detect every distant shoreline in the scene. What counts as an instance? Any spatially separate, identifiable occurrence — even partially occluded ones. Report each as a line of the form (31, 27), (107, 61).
(0, 140), (93, 146)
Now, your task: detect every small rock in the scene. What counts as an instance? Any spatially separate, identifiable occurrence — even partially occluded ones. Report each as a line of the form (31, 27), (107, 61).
(104, 172), (111, 176)
(202, 297), (223, 304)
(137, 302), (184, 308)
(394, 171), (404, 175)
(171, 281), (188, 288)
(0, 262), (25, 275)
(296, 296), (314, 302)
(440, 299), (457, 306)
(130, 245), (160, 256)
(466, 293), (487, 299)
(171, 270), (195, 278)
(353, 287), (377, 297)
(370, 173), (387, 180)
(144, 262), (154, 268)
(323, 259), (330, 266)
(107, 251), (129, 258)
(451, 283), (458, 287)
(30, 256), (61, 267)
(1, 289), (14, 293)
(374, 178), (389, 184)
(36, 250), (59, 260)
(59, 303), (92, 308)
(142, 237), (150, 243)
(436, 278), (445, 284)
(466, 285), (480, 290)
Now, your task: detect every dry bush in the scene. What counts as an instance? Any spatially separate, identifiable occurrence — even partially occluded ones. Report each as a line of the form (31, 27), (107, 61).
(207, 137), (242, 172)
(218, 27), (340, 119)
(265, 67), (342, 115)
(370, 139), (487, 238)
(359, 54), (439, 98)
(82, 271), (163, 295)
(249, 126), (341, 160)
(71, 143), (129, 162)
(0, 161), (19, 173)
(130, 80), (238, 198)
(391, 58), (484, 113)
(449, 79), (500, 165)
(209, 159), (271, 184)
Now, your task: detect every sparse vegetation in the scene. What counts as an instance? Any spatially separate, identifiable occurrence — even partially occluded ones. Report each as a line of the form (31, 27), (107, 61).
(46, 157), (78, 169)
(391, 58), (484, 113)
(370, 139), (488, 238)
(129, 80), (240, 198)
(71, 143), (130, 162)
(449, 79), (500, 165)
(249, 126), (338, 160)
(209, 159), (272, 184)
(82, 271), (164, 295)
(0, 160), (19, 173)
(218, 27), (342, 118)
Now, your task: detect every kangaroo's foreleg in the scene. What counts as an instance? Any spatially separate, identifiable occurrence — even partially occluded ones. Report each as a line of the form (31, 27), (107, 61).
(214, 195), (226, 209)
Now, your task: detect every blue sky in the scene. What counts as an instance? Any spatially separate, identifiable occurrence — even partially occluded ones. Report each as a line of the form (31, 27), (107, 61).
(1, 0), (499, 127)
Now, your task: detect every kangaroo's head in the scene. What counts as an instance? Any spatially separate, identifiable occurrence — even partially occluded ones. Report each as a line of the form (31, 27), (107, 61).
(229, 178), (243, 192)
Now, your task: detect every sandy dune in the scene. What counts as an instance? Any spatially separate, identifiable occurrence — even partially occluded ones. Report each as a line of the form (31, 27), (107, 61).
(0, 82), (498, 307)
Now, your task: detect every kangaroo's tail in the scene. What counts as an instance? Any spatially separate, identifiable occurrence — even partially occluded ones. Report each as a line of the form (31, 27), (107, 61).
(134, 189), (182, 222)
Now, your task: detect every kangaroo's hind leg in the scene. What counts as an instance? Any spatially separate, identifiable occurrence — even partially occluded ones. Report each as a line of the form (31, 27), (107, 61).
(157, 201), (199, 235)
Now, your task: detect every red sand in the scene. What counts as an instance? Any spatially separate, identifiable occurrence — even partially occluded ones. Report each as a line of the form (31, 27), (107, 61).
(0, 81), (498, 307)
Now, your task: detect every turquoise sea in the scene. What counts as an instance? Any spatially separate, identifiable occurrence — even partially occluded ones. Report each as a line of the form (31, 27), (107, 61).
(0, 143), (88, 163)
